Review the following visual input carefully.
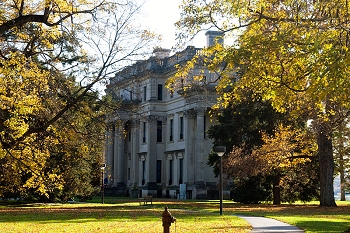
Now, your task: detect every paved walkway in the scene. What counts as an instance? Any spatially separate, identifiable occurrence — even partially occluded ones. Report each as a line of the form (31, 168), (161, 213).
(236, 215), (304, 233)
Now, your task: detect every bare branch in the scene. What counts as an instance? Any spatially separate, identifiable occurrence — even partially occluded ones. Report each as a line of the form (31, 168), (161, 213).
(0, 2), (104, 36)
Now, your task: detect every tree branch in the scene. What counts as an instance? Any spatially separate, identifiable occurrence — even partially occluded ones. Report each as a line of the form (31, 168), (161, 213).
(0, 3), (103, 36)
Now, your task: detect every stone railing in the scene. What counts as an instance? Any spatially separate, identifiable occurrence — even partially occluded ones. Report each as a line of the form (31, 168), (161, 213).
(108, 46), (202, 86)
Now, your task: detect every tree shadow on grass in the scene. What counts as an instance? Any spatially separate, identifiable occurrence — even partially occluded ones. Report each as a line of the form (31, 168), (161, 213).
(0, 200), (226, 224)
(293, 220), (350, 233)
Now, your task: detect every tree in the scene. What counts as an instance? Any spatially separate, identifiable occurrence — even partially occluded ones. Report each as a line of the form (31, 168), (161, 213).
(207, 93), (285, 175)
(207, 94), (318, 204)
(0, 0), (159, 200)
(246, 125), (319, 204)
(0, 89), (106, 201)
(206, 96), (278, 204)
(173, 0), (350, 206)
(333, 118), (350, 201)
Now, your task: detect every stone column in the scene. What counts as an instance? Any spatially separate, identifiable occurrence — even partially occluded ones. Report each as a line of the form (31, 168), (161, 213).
(146, 116), (157, 194)
(165, 153), (173, 185)
(174, 152), (179, 185)
(184, 110), (196, 184)
(117, 131), (125, 188)
(130, 119), (139, 185)
(177, 151), (184, 184)
(113, 129), (119, 187)
(150, 78), (157, 101)
(195, 107), (206, 184)
(138, 153), (146, 187)
(194, 107), (207, 199)
(105, 125), (114, 186)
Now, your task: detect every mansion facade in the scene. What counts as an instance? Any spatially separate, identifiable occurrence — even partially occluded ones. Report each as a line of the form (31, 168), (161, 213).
(104, 31), (230, 199)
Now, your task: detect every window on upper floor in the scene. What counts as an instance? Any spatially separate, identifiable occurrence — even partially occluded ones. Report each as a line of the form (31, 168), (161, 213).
(143, 85), (147, 101)
(179, 116), (184, 140)
(170, 119), (174, 141)
(157, 84), (163, 100)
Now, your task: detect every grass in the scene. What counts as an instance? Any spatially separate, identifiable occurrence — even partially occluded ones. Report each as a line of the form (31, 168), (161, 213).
(0, 197), (349, 232)
(229, 201), (350, 233)
(0, 198), (250, 233)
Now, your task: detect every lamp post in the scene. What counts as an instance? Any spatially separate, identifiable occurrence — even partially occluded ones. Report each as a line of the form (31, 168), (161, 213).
(214, 146), (226, 215)
(101, 164), (106, 204)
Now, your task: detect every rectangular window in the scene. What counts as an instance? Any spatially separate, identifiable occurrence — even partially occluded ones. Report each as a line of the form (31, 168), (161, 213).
(130, 91), (133, 100)
(170, 119), (173, 141)
(143, 86), (147, 101)
(179, 116), (184, 140)
(142, 122), (146, 143)
(142, 160), (145, 185)
(179, 158), (183, 184)
(157, 121), (162, 142)
(157, 84), (163, 100)
(156, 160), (162, 183)
(169, 160), (173, 185)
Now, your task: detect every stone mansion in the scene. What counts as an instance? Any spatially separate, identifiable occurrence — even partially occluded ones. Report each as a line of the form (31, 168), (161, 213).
(104, 31), (229, 199)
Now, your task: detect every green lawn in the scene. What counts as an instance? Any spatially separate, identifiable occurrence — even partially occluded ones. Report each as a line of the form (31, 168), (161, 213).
(0, 198), (349, 233)
(0, 198), (249, 233)
(229, 201), (350, 233)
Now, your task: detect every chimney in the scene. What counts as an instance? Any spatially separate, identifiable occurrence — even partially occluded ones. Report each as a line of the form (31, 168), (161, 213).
(205, 31), (224, 47)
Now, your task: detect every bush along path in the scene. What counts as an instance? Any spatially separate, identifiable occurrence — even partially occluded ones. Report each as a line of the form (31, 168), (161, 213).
(236, 215), (304, 233)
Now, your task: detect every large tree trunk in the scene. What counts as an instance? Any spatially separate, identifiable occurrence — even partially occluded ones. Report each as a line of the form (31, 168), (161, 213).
(340, 162), (346, 201)
(273, 174), (281, 205)
(316, 120), (337, 206)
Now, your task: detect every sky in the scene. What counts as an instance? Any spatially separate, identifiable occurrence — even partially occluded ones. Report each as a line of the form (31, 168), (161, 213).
(137, 0), (206, 50)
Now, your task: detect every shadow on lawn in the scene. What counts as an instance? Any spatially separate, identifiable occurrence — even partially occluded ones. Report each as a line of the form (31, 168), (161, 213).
(1, 199), (349, 233)
(230, 203), (350, 233)
(0, 200), (225, 224)
(294, 220), (350, 233)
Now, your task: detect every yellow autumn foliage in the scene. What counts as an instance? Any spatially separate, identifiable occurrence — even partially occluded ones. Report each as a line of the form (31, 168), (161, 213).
(0, 0), (155, 200)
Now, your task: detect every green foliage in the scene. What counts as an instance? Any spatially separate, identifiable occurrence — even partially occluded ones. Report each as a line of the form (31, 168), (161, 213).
(280, 161), (320, 203)
(233, 162), (320, 204)
(207, 90), (318, 204)
(208, 94), (285, 148)
(207, 94), (285, 176)
(232, 176), (273, 204)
